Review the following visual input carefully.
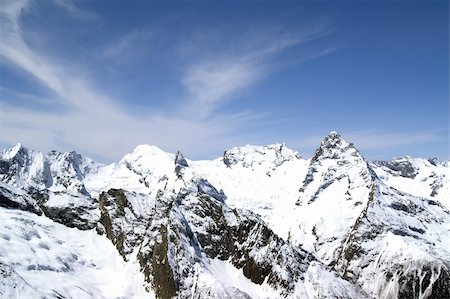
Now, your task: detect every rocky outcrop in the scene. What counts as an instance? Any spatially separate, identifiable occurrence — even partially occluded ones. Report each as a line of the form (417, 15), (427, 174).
(0, 184), (42, 215)
(97, 175), (364, 298)
(98, 189), (148, 259)
(373, 157), (418, 179)
(334, 183), (450, 298)
(295, 132), (377, 265)
(0, 138), (448, 299)
(0, 144), (96, 195)
(293, 133), (450, 298)
(40, 204), (97, 230)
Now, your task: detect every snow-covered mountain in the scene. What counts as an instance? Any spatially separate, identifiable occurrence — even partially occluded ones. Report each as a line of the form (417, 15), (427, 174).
(0, 132), (449, 298)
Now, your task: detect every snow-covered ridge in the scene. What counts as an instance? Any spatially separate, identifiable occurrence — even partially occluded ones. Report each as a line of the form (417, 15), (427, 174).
(372, 156), (450, 210)
(1, 133), (449, 298)
(294, 132), (377, 265)
(222, 143), (301, 168)
(0, 143), (99, 194)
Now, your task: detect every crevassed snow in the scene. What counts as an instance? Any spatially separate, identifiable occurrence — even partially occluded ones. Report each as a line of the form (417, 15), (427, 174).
(0, 207), (149, 299)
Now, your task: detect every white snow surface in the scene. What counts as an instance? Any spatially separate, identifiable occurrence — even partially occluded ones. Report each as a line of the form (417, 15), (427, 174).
(0, 207), (149, 298)
(1, 136), (449, 298)
(372, 156), (450, 209)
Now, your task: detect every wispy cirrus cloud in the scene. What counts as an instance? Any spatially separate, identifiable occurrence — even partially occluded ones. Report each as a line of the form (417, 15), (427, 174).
(0, 0), (277, 160)
(182, 60), (262, 115)
(53, 0), (98, 20)
(0, 0), (337, 161)
(101, 29), (153, 59)
(181, 24), (333, 118)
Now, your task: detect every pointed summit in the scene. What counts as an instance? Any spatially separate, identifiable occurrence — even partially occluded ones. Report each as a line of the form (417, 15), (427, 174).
(0, 143), (46, 190)
(175, 151), (189, 168)
(174, 151), (189, 179)
(1, 143), (26, 160)
(296, 132), (377, 264)
(312, 131), (359, 162)
(298, 131), (376, 206)
(320, 131), (348, 150)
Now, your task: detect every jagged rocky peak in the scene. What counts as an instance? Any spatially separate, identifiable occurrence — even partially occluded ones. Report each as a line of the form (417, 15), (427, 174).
(0, 143), (47, 190)
(98, 181), (366, 298)
(0, 143), (37, 165)
(174, 151), (189, 179)
(311, 131), (361, 162)
(299, 132), (375, 199)
(47, 150), (92, 176)
(223, 143), (301, 168)
(295, 132), (378, 264)
(428, 157), (439, 166)
(0, 143), (99, 196)
(45, 150), (98, 195)
(174, 151), (189, 168)
(1, 143), (25, 160)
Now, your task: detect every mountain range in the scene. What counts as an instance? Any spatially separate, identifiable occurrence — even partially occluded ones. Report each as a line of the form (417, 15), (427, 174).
(0, 132), (449, 299)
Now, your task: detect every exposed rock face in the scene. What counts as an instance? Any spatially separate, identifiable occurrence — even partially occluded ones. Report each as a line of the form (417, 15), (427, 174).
(40, 203), (97, 230)
(373, 157), (419, 179)
(46, 150), (93, 195)
(0, 144), (47, 190)
(177, 186), (314, 294)
(295, 132), (377, 265)
(0, 145), (100, 230)
(175, 151), (189, 168)
(0, 144), (96, 195)
(372, 156), (450, 210)
(293, 133), (450, 299)
(0, 183), (42, 215)
(384, 263), (450, 299)
(0, 137), (449, 298)
(174, 151), (189, 179)
(92, 150), (366, 298)
(98, 189), (149, 259)
(98, 182), (315, 298)
(332, 183), (450, 298)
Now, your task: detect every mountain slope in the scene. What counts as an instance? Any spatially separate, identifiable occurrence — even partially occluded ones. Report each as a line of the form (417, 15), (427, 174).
(192, 132), (450, 298)
(372, 157), (449, 209)
(0, 142), (367, 298)
(0, 135), (449, 299)
(335, 183), (450, 298)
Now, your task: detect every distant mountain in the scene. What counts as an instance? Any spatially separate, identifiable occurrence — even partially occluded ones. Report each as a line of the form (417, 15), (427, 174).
(0, 133), (449, 298)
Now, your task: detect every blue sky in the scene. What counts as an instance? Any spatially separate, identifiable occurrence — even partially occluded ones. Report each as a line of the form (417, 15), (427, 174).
(0, 0), (448, 162)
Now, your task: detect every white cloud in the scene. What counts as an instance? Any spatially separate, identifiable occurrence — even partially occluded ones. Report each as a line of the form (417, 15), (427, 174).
(0, 0), (257, 161)
(180, 25), (332, 119)
(0, 1), (336, 162)
(182, 60), (261, 116)
(53, 0), (98, 20)
(101, 30), (152, 59)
